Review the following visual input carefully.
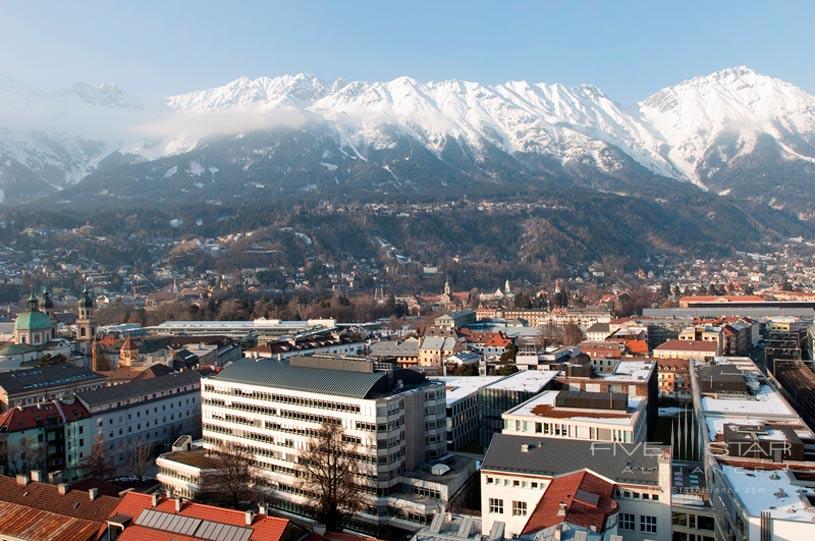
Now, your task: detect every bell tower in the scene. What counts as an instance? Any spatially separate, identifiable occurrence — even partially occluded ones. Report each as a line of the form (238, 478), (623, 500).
(76, 286), (96, 353)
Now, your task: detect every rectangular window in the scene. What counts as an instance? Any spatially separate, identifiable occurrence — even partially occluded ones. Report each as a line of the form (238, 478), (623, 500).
(489, 498), (504, 514)
(620, 513), (635, 531)
(512, 501), (527, 516)
(640, 515), (657, 534)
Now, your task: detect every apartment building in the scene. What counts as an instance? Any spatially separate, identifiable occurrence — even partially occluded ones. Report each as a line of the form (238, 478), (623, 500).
(199, 356), (459, 534)
(480, 435), (672, 540)
(0, 398), (91, 479)
(75, 370), (202, 469)
(653, 340), (719, 362)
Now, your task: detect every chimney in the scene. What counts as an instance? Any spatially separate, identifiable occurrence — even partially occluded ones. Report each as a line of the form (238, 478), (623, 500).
(57, 483), (69, 495)
(313, 524), (327, 535)
(89, 488), (99, 501)
(15, 474), (30, 486)
(258, 504), (267, 515)
(48, 471), (63, 484)
(30, 470), (44, 482)
(175, 497), (183, 512)
(521, 444), (531, 453)
(151, 493), (160, 507)
(165, 489), (172, 498)
(244, 510), (254, 526)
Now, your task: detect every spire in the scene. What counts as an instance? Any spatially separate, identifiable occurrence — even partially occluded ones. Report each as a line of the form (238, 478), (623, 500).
(26, 291), (38, 312)
(443, 277), (451, 296)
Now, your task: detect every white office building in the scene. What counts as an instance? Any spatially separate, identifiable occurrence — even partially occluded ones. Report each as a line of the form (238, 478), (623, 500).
(200, 356), (469, 535)
(501, 389), (648, 444)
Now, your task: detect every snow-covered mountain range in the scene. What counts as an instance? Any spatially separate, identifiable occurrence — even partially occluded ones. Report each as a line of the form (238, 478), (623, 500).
(2, 66), (815, 211)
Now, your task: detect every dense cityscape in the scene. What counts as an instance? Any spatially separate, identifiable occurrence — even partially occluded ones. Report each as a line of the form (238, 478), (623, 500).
(3, 2), (815, 540)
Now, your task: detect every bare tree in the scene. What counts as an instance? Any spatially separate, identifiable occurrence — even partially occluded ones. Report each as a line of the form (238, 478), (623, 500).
(83, 434), (115, 479)
(6, 437), (45, 475)
(540, 320), (564, 345)
(128, 442), (154, 481)
(562, 322), (584, 346)
(298, 421), (364, 531)
(209, 442), (257, 508)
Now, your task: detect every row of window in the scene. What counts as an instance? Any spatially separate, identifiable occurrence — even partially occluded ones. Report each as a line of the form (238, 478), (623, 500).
(620, 513), (657, 534)
(203, 385), (361, 414)
(487, 498), (527, 516)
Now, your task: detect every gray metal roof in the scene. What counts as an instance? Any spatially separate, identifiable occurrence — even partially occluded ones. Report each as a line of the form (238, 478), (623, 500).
(75, 370), (200, 407)
(481, 434), (663, 486)
(0, 365), (105, 394)
(212, 358), (428, 399)
(134, 509), (253, 541)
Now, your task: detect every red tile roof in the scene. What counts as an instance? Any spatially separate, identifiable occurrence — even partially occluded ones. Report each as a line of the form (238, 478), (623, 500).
(0, 500), (105, 541)
(655, 340), (717, 352)
(111, 493), (294, 541)
(0, 475), (120, 522)
(0, 400), (90, 432)
(521, 470), (617, 535)
(483, 333), (511, 348)
(624, 339), (649, 355)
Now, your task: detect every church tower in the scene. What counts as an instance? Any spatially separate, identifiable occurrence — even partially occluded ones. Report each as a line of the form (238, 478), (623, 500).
(39, 287), (57, 337)
(76, 287), (96, 353)
(119, 335), (139, 367)
(91, 336), (108, 372)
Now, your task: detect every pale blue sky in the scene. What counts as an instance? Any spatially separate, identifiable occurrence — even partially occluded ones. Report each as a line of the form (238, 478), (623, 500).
(1, 0), (812, 105)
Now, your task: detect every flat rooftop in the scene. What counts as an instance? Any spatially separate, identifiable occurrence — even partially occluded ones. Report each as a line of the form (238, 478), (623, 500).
(504, 390), (642, 426)
(160, 449), (219, 470)
(483, 370), (559, 392)
(700, 383), (798, 419)
(720, 466), (815, 521)
(431, 376), (504, 404)
(597, 360), (654, 382)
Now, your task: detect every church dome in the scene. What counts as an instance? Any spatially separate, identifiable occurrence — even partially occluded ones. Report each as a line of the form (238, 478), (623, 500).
(15, 310), (53, 331)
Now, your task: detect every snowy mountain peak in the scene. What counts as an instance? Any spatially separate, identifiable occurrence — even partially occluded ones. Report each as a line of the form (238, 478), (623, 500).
(63, 81), (137, 109)
(640, 66), (815, 183)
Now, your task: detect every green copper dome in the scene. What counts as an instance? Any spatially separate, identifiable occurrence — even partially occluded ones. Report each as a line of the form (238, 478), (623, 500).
(15, 310), (53, 331)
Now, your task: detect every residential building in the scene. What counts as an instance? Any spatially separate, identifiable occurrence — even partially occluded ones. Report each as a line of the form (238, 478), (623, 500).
(418, 335), (458, 372)
(480, 435), (672, 540)
(657, 358), (691, 399)
(75, 370), (202, 470)
(653, 339), (719, 362)
(0, 365), (106, 411)
(0, 398), (91, 478)
(585, 322), (611, 341)
(370, 337), (421, 368)
(434, 309), (476, 330)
